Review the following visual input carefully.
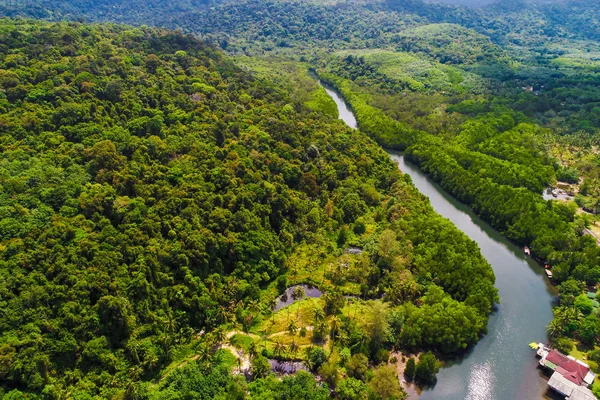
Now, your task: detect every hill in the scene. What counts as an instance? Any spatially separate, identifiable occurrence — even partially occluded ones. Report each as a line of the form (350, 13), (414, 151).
(0, 19), (498, 398)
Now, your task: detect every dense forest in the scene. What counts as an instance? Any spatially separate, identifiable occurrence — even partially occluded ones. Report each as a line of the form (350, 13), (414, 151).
(4, 0), (600, 398)
(0, 19), (499, 399)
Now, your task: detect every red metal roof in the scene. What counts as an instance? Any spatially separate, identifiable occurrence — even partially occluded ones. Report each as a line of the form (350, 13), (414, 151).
(547, 350), (590, 386)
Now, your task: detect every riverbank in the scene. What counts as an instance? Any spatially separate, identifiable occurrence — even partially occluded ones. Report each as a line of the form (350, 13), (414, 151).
(319, 82), (557, 399)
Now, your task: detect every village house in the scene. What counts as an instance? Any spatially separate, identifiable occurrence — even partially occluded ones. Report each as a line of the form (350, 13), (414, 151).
(536, 345), (596, 400)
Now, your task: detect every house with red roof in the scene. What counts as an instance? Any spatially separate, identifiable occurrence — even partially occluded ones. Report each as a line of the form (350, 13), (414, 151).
(539, 349), (596, 399)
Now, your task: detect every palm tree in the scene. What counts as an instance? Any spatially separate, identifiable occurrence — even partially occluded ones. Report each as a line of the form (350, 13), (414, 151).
(249, 341), (258, 359)
(269, 298), (278, 324)
(313, 307), (325, 324)
(292, 286), (305, 318)
(196, 343), (212, 368)
(292, 286), (305, 301)
(214, 328), (226, 345)
(330, 316), (341, 345)
(242, 314), (253, 333)
(260, 328), (269, 349)
(337, 330), (349, 347)
(127, 339), (141, 364)
(216, 307), (230, 325)
(288, 319), (298, 336)
(165, 309), (177, 336)
(274, 339), (286, 357)
(248, 299), (261, 315)
(547, 318), (564, 339)
(290, 340), (299, 358)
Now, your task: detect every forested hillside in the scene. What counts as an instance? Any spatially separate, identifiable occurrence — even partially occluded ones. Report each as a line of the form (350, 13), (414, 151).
(0, 19), (498, 399)
(4, 0), (600, 397)
(7, 0), (600, 139)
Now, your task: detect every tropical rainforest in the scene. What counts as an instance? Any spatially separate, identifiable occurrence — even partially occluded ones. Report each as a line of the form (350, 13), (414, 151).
(3, 0), (600, 398)
(0, 17), (501, 400)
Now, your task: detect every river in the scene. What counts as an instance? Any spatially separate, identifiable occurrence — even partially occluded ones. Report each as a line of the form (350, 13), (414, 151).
(320, 81), (558, 399)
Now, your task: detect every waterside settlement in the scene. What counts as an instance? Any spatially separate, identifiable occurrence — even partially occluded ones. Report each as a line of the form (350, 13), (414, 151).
(535, 343), (596, 399)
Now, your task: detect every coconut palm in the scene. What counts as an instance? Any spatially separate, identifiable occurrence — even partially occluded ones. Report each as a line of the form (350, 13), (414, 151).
(292, 286), (305, 301)
(330, 316), (341, 344)
(196, 344), (212, 368)
(292, 286), (305, 318)
(247, 299), (261, 315)
(249, 341), (258, 359)
(260, 328), (269, 349)
(288, 319), (298, 336)
(269, 298), (278, 324)
(313, 307), (325, 324)
(547, 318), (564, 339)
(299, 326), (308, 338)
(216, 307), (230, 325)
(290, 340), (299, 358)
(274, 339), (286, 357)
(214, 328), (226, 345)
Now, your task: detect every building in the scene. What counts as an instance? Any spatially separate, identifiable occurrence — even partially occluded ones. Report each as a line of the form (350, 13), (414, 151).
(538, 348), (596, 400)
(548, 373), (596, 400)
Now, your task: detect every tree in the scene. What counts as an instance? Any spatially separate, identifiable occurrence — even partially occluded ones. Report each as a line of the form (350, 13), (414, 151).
(292, 286), (305, 301)
(288, 320), (298, 336)
(415, 352), (439, 384)
(274, 340), (286, 358)
(368, 364), (405, 400)
(145, 54), (161, 73)
(579, 315), (600, 345)
(558, 279), (583, 300)
(289, 341), (300, 358)
(337, 227), (348, 248)
(346, 353), (369, 381)
(575, 295), (594, 315)
(547, 318), (564, 339)
(324, 291), (345, 315)
(251, 354), (270, 379)
(404, 357), (416, 382)
(377, 229), (398, 260)
(336, 377), (369, 400)
(553, 337), (574, 354)
(330, 316), (342, 345)
(306, 347), (327, 371)
(367, 301), (389, 355)
(318, 360), (339, 388)
(249, 371), (329, 399)
(249, 342), (259, 359)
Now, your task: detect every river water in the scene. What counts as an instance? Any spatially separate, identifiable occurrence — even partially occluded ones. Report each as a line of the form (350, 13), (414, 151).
(320, 83), (558, 399)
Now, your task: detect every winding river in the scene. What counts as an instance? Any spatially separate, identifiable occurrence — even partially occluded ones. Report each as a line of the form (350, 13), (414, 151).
(320, 82), (558, 399)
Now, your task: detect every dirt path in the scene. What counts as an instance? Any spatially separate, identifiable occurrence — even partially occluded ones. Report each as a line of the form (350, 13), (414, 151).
(221, 343), (251, 374)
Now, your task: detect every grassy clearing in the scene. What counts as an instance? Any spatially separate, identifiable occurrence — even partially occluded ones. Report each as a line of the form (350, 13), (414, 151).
(333, 49), (467, 92)
(234, 57), (338, 117)
(230, 333), (255, 352)
(256, 297), (322, 335)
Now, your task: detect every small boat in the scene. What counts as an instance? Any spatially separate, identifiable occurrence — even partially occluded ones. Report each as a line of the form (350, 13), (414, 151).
(524, 246), (531, 256)
(545, 269), (553, 279)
